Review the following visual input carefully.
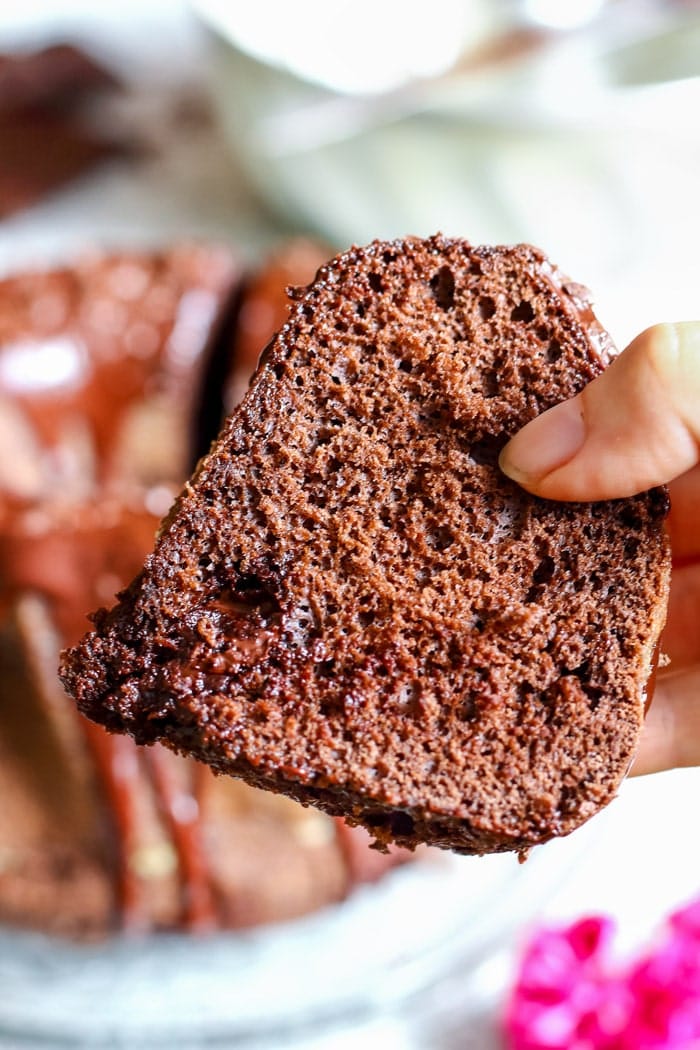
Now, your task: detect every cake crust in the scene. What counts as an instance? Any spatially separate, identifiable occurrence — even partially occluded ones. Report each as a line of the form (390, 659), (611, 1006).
(61, 236), (671, 856)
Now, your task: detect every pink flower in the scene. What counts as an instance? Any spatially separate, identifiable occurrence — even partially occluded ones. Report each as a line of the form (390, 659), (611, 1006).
(504, 895), (700, 1050)
(670, 899), (700, 943)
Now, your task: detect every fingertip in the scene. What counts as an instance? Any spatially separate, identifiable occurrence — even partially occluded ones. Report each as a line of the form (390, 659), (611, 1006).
(498, 398), (586, 500)
(498, 444), (532, 490)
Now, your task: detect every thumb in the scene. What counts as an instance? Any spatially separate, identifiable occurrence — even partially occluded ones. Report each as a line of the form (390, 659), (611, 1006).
(499, 322), (700, 501)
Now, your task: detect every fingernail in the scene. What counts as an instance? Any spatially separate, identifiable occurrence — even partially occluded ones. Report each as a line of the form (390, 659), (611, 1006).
(499, 398), (586, 486)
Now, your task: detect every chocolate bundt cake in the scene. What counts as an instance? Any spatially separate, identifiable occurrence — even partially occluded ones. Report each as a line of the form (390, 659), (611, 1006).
(62, 235), (671, 857)
(0, 244), (403, 938)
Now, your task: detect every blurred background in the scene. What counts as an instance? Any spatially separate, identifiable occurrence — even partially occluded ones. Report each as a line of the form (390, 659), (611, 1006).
(0, 1), (699, 1047)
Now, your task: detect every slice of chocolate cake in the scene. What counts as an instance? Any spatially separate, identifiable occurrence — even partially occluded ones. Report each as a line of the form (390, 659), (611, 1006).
(61, 235), (671, 857)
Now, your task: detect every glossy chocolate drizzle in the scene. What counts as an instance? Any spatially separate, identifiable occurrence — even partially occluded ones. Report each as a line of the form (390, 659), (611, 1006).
(0, 494), (217, 930)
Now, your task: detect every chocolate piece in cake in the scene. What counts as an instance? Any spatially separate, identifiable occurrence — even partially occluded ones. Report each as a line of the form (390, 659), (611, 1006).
(61, 236), (671, 856)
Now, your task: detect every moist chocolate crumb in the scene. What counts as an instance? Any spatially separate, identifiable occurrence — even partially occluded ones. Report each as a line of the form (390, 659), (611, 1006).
(60, 235), (671, 856)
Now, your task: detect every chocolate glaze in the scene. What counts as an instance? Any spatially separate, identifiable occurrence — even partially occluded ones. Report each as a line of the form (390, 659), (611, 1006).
(81, 722), (146, 931)
(0, 491), (177, 928)
(0, 247), (239, 492)
(145, 746), (217, 931)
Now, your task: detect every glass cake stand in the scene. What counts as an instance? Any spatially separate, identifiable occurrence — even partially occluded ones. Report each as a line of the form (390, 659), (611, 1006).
(0, 833), (590, 1049)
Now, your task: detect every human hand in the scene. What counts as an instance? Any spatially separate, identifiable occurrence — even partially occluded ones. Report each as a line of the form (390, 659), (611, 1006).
(499, 322), (700, 775)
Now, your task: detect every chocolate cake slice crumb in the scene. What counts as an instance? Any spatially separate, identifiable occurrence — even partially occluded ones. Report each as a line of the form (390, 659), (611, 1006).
(60, 236), (671, 856)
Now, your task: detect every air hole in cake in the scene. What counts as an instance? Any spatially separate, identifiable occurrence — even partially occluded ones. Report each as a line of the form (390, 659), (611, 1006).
(316, 659), (335, 678)
(447, 640), (463, 669)
(478, 295), (496, 320)
(428, 525), (453, 552)
(469, 258), (483, 275)
(469, 434), (503, 467)
(585, 685), (603, 711)
(620, 506), (644, 530)
(398, 359), (413, 374)
(273, 363), (284, 380)
(209, 590), (279, 623)
(511, 300), (535, 323)
(533, 555), (555, 586)
(547, 339), (562, 362)
(362, 810), (415, 839)
(460, 697), (478, 722)
(356, 302), (366, 318)
(389, 811), (415, 838)
(483, 368), (499, 398)
(358, 610), (376, 627)
(525, 584), (543, 605)
(314, 428), (333, 447)
(239, 572), (279, 599)
(557, 786), (577, 814)
(430, 265), (455, 310)
(368, 272), (383, 293)
(398, 681), (420, 707)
